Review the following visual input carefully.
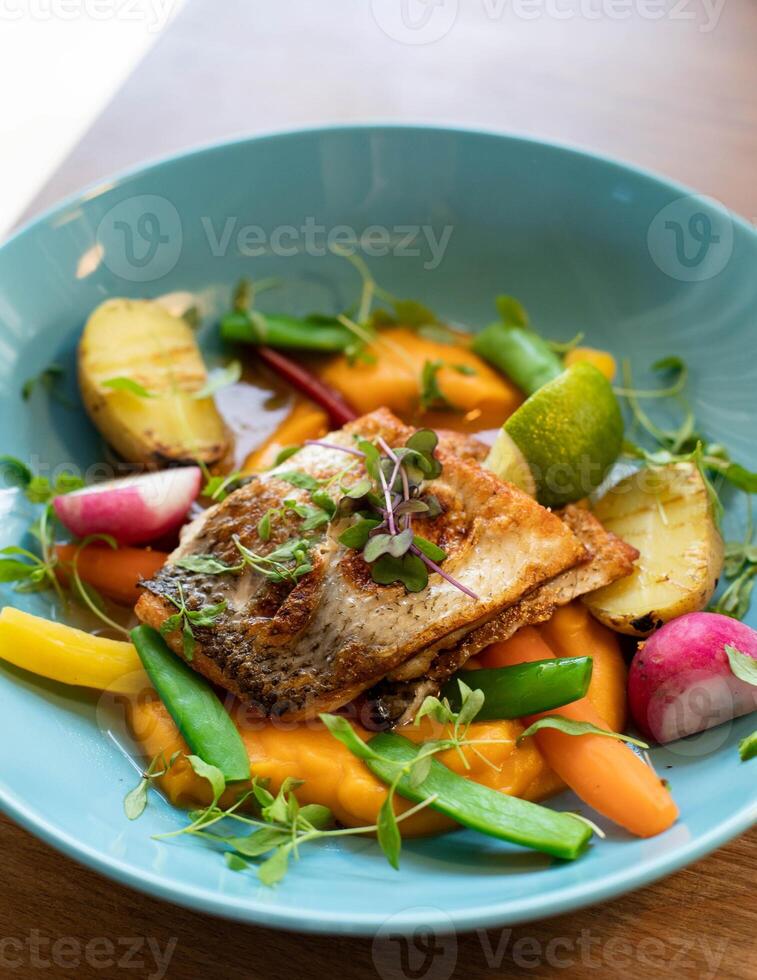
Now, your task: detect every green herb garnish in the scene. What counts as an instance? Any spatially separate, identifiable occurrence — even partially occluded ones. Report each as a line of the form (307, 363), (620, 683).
(724, 644), (757, 685)
(517, 716), (649, 749)
(124, 750), (181, 820)
(21, 363), (71, 405)
(102, 377), (157, 398)
(739, 731), (757, 761)
(159, 584), (227, 660)
(419, 360), (454, 411)
(192, 360), (242, 400)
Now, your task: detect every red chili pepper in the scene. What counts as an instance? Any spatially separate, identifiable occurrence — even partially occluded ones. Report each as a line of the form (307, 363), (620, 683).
(258, 346), (357, 426)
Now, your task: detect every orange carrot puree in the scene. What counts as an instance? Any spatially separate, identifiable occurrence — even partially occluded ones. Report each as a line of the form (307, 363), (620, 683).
(125, 602), (626, 837)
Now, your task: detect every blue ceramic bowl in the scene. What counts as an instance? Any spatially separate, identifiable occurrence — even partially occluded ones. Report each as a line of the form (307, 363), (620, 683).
(0, 127), (755, 935)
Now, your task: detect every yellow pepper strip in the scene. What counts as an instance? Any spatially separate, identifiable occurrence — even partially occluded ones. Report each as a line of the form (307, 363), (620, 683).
(0, 607), (148, 694)
(564, 346), (617, 382)
(242, 397), (329, 474)
(319, 327), (523, 428)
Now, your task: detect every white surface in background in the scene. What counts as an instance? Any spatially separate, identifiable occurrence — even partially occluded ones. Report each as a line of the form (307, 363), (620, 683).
(0, 2), (184, 237)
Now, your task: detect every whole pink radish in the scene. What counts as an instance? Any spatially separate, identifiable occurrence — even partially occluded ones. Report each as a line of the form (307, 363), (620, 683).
(628, 612), (757, 744)
(53, 467), (202, 545)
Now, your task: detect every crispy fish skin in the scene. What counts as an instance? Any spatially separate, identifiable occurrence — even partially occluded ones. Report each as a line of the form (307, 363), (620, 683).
(135, 408), (585, 718)
(363, 505), (639, 728)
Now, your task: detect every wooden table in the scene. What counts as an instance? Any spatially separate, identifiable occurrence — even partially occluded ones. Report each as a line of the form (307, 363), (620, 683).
(7, 2), (756, 976)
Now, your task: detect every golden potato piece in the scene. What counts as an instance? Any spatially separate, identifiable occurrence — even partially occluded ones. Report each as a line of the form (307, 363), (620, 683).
(78, 299), (231, 467)
(583, 462), (723, 636)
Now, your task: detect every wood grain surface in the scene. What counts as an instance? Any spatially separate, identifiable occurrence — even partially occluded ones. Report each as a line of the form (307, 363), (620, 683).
(5, 1), (756, 977)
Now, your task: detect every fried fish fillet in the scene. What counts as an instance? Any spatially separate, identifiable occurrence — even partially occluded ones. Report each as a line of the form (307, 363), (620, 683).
(361, 505), (639, 728)
(135, 408), (586, 718)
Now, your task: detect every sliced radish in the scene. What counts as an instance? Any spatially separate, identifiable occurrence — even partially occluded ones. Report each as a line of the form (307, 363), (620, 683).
(53, 467), (202, 545)
(628, 612), (757, 743)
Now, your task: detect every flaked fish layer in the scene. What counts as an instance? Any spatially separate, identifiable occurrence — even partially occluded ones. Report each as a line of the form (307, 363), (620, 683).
(360, 505), (639, 728)
(136, 408), (586, 718)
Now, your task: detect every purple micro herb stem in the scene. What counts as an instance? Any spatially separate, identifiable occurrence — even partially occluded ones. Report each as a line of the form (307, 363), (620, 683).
(376, 436), (398, 463)
(410, 545), (479, 600)
(304, 440), (366, 459)
(377, 465), (396, 535)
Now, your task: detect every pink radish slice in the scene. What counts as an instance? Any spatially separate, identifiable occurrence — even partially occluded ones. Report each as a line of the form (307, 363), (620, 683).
(628, 612), (757, 744)
(53, 467), (202, 546)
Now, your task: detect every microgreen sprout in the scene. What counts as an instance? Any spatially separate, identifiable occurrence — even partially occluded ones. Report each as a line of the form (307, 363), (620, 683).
(160, 583), (227, 660)
(309, 430), (478, 598)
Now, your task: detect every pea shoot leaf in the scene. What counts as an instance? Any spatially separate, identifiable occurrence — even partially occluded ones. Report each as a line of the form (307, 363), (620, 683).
(257, 845), (291, 886)
(419, 360), (453, 411)
(225, 828), (291, 858)
(0, 455), (32, 488)
(273, 445), (301, 466)
(517, 716), (649, 749)
(224, 852), (250, 872)
(376, 794), (401, 870)
(739, 731), (757, 761)
(123, 779), (149, 820)
(276, 470), (319, 491)
(495, 294), (529, 327)
(102, 377), (156, 398)
(192, 360), (242, 400)
(318, 714), (379, 763)
(186, 755), (226, 800)
(724, 645), (757, 685)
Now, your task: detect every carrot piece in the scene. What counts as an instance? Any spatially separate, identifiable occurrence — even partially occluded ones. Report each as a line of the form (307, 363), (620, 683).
(481, 626), (678, 838)
(56, 543), (168, 606)
(242, 398), (329, 474)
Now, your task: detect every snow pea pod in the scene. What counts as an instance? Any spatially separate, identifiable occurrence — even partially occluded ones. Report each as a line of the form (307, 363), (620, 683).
(366, 733), (591, 860)
(442, 657), (593, 721)
(221, 310), (354, 352)
(472, 322), (563, 395)
(130, 625), (250, 783)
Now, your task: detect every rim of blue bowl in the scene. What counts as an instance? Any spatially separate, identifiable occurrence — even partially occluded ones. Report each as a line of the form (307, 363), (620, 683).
(5, 122), (757, 249)
(0, 124), (755, 935)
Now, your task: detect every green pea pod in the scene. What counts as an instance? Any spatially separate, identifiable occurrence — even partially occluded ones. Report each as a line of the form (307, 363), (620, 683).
(472, 322), (563, 395)
(130, 625), (250, 783)
(442, 657), (593, 720)
(221, 310), (354, 352)
(367, 733), (591, 860)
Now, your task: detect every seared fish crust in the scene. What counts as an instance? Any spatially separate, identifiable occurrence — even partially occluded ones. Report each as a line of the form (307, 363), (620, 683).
(136, 409), (585, 718)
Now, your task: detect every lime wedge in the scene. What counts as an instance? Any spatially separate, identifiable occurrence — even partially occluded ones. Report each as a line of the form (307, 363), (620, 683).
(484, 428), (537, 496)
(501, 362), (624, 507)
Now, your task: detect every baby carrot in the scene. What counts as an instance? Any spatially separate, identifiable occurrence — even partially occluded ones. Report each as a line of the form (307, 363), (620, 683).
(56, 543), (168, 606)
(481, 627), (678, 838)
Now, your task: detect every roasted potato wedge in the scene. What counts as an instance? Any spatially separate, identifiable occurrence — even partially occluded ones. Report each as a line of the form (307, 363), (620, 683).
(583, 462), (723, 636)
(78, 299), (231, 467)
